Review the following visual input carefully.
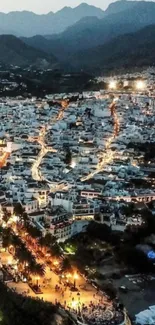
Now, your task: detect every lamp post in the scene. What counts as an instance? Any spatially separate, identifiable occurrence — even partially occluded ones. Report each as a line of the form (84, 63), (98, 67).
(73, 272), (78, 289)
(36, 276), (40, 287)
(66, 273), (72, 283)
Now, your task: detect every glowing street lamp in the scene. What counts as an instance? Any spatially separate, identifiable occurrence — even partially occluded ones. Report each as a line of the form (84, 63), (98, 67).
(36, 276), (40, 287)
(71, 300), (78, 309)
(109, 80), (117, 90)
(7, 258), (12, 265)
(136, 80), (145, 90)
(53, 259), (59, 266)
(66, 273), (72, 283)
(73, 272), (79, 288)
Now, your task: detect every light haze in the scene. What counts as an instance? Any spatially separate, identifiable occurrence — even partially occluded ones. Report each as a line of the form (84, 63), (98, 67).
(0, 0), (127, 14)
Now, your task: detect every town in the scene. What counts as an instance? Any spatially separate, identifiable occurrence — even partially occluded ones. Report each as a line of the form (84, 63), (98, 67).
(1, 67), (155, 325)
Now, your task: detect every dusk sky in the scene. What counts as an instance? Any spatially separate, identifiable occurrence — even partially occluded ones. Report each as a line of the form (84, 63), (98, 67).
(0, 0), (140, 14)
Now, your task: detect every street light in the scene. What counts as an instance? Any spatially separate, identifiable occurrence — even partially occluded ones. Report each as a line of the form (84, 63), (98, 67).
(109, 80), (117, 90)
(36, 276), (40, 287)
(66, 273), (72, 283)
(53, 259), (59, 266)
(136, 80), (145, 90)
(73, 272), (79, 288)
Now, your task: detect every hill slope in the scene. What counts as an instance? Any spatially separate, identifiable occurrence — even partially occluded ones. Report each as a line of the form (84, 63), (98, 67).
(22, 1), (155, 61)
(0, 35), (57, 68)
(70, 25), (155, 73)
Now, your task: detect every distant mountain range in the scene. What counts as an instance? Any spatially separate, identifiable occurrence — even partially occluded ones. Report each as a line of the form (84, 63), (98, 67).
(22, 1), (155, 59)
(0, 3), (104, 37)
(1, 1), (155, 72)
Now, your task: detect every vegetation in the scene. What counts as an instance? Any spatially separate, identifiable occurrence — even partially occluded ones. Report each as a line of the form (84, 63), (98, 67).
(64, 148), (72, 165)
(1, 227), (45, 279)
(61, 258), (72, 274)
(0, 281), (58, 325)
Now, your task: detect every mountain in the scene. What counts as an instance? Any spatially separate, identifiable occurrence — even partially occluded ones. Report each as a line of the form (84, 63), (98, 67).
(69, 25), (155, 73)
(0, 35), (57, 68)
(0, 4), (104, 37)
(22, 1), (155, 61)
(104, 0), (138, 16)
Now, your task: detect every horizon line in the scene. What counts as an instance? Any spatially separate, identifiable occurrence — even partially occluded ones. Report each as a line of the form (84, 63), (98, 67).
(0, 2), (106, 15)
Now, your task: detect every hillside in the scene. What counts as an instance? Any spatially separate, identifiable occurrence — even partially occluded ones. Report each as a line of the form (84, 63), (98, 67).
(22, 1), (155, 61)
(0, 35), (57, 68)
(0, 3), (104, 37)
(104, 0), (138, 16)
(69, 25), (155, 73)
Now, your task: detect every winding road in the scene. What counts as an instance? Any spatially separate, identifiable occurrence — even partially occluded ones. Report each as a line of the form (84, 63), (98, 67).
(30, 98), (120, 186)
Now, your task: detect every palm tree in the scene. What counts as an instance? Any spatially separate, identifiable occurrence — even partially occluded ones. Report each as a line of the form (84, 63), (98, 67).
(38, 233), (56, 253)
(10, 234), (22, 255)
(51, 243), (61, 258)
(44, 233), (56, 247)
(2, 228), (13, 250)
(61, 257), (72, 275)
(14, 203), (25, 218)
(2, 208), (11, 224)
(28, 261), (45, 286)
(25, 223), (42, 240)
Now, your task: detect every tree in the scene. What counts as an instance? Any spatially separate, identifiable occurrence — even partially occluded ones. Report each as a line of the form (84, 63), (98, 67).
(61, 257), (72, 274)
(39, 233), (55, 249)
(14, 203), (25, 217)
(2, 207), (11, 224)
(50, 243), (61, 258)
(15, 243), (35, 271)
(2, 228), (12, 249)
(25, 223), (42, 240)
(64, 148), (72, 165)
(87, 221), (111, 242)
(28, 261), (45, 286)
(122, 203), (134, 217)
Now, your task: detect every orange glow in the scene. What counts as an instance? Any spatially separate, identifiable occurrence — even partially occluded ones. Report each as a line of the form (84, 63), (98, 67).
(66, 273), (72, 279)
(73, 272), (79, 280)
(0, 152), (10, 168)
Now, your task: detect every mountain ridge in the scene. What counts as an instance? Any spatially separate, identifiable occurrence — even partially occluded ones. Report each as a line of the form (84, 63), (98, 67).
(22, 1), (155, 61)
(0, 3), (104, 37)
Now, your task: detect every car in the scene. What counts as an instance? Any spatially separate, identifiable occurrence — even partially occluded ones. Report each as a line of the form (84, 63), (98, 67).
(119, 286), (128, 293)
